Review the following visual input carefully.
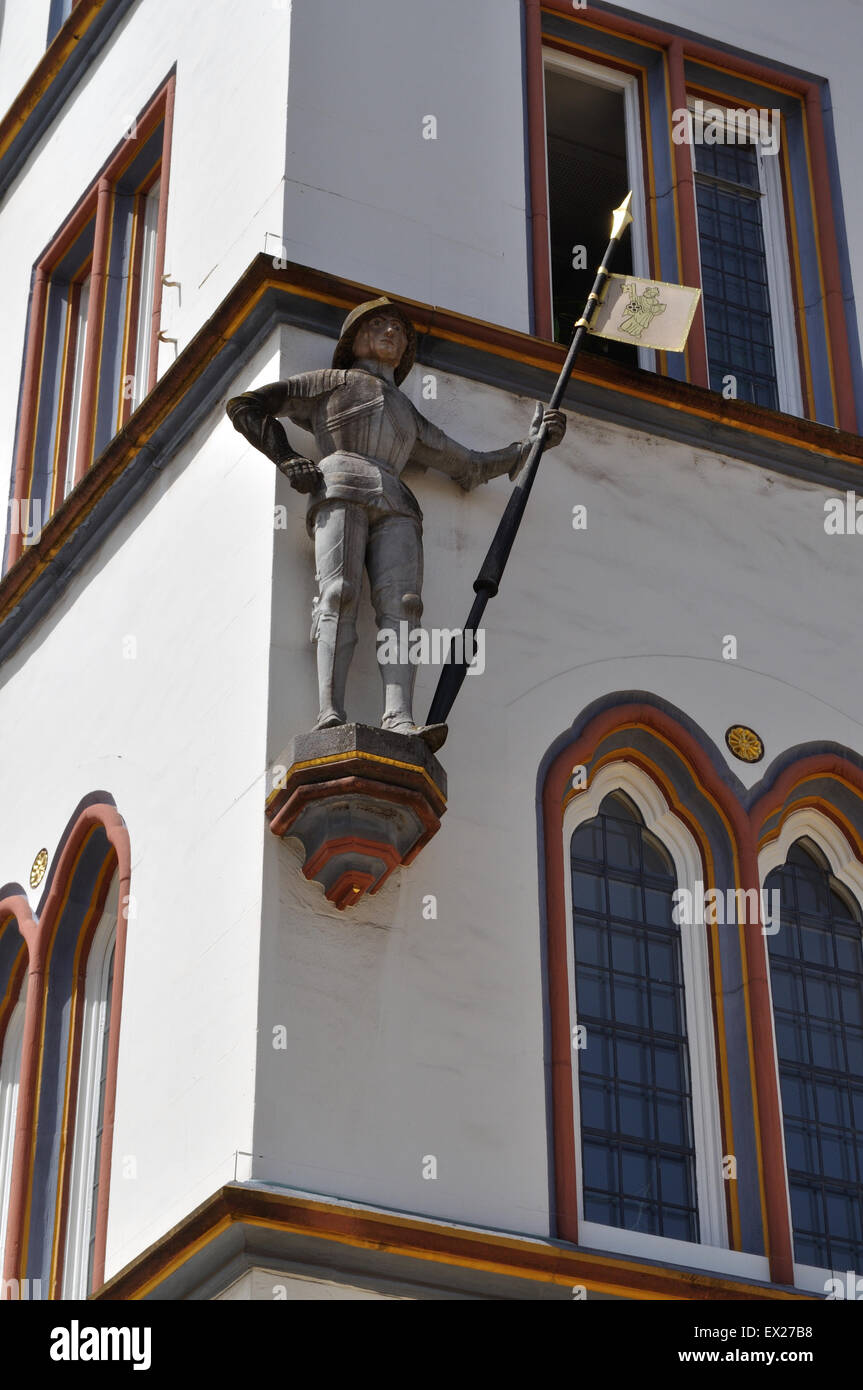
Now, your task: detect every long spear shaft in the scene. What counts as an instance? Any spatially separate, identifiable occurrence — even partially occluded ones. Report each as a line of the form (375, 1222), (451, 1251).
(426, 192), (634, 727)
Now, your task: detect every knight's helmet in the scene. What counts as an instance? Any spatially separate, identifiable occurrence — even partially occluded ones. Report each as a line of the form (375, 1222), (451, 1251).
(331, 296), (417, 386)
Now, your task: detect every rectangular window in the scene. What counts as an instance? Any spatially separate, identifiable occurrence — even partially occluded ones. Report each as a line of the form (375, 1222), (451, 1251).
(531, 13), (859, 429)
(543, 52), (654, 372)
(691, 106), (803, 414)
(128, 177), (162, 414)
(62, 272), (92, 502)
(7, 78), (173, 569)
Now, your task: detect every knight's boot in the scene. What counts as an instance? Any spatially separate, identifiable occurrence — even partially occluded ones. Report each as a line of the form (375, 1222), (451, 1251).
(312, 605), (356, 731)
(379, 657), (448, 752)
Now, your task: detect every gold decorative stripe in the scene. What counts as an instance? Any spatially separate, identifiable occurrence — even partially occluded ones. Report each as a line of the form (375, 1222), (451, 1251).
(3, 255), (863, 648)
(265, 749), (446, 806)
(0, 0), (109, 163)
(112, 1193), (810, 1302)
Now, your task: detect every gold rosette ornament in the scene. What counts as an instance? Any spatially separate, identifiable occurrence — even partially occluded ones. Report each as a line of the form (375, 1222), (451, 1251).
(725, 726), (764, 764)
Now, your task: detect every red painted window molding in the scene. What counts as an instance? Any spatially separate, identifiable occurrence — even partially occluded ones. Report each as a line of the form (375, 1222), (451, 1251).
(0, 802), (131, 1298)
(7, 72), (175, 569)
(525, 1), (857, 431)
(545, 721), (863, 1288)
(541, 704), (796, 1287)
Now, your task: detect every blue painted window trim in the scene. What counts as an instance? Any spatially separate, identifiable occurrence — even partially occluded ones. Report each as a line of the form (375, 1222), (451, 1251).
(539, 11), (862, 427)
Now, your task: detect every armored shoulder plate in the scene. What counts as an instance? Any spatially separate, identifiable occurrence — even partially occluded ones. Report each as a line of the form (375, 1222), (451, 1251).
(283, 368), (351, 398)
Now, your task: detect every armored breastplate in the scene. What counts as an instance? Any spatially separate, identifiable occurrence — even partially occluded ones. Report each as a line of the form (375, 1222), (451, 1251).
(314, 371), (418, 472)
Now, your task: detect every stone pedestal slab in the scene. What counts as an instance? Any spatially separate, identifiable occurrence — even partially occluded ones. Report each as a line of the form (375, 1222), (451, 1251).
(266, 725), (447, 909)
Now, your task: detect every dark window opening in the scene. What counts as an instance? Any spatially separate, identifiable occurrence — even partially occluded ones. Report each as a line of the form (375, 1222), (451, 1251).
(544, 69), (636, 367)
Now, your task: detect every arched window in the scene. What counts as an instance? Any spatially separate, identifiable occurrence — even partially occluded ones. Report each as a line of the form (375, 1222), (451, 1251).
(0, 800), (129, 1298)
(60, 874), (118, 1298)
(0, 971), (28, 1266)
(570, 791), (700, 1240)
(765, 837), (863, 1274)
(557, 760), (734, 1267)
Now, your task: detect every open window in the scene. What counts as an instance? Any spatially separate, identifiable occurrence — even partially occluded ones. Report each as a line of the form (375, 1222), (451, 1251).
(543, 51), (654, 371)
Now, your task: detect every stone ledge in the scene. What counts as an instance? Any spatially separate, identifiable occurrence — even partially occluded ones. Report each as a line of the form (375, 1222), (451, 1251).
(266, 725), (447, 909)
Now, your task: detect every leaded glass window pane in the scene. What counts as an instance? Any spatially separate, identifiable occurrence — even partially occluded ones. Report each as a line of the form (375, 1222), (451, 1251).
(86, 945), (115, 1292)
(694, 138), (780, 410)
(767, 840), (863, 1271)
(571, 793), (699, 1240)
(544, 69), (636, 366)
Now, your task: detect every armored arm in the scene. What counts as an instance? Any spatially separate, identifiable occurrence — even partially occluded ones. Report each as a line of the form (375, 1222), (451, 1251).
(225, 382), (312, 478)
(226, 372), (346, 494)
(409, 403), (566, 492)
(408, 410), (530, 492)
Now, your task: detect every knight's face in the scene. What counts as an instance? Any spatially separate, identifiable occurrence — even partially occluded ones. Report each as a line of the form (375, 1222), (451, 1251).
(353, 313), (407, 366)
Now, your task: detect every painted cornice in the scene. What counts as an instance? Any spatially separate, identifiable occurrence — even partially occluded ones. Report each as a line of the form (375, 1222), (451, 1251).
(0, 0), (138, 202)
(1, 252), (861, 672)
(90, 1182), (812, 1301)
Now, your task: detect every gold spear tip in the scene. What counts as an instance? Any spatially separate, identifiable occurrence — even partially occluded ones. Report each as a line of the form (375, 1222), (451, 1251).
(611, 191), (634, 241)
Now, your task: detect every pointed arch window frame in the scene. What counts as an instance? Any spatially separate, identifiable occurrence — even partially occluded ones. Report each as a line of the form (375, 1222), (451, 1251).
(561, 762), (767, 1279)
(0, 801), (131, 1297)
(60, 875), (119, 1300)
(758, 807), (863, 1295)
(0, 964), (28, 1269)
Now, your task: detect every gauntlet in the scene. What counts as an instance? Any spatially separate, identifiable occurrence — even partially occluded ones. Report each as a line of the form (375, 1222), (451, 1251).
(226, 392), (321, 492)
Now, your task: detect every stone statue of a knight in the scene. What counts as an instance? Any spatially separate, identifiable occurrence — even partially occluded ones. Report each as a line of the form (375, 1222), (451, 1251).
(226, 296), (566, 750)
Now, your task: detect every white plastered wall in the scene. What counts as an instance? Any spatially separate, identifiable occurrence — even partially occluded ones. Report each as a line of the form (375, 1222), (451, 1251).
(0, 2), (53, 117)
(282, 0), (531, 329)
(0, 0), (861, 1280)
(0, 0), (292, 555)
(255, 327), (863, 1244)
(0, 333), (282, 1281)
(3, 0), (863, 557)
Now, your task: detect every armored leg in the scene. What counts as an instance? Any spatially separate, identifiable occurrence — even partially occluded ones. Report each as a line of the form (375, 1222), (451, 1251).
(366, 512), (445, 750)
(311, 501), (367, 728)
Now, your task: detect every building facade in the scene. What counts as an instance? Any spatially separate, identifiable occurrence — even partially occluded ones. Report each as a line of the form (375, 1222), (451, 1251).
(0, 0), (861, 1300)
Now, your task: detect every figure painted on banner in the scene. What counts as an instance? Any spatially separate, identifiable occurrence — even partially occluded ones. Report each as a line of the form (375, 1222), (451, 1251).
(226, 297), (566, 750)
(620, 282), (667, 339)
